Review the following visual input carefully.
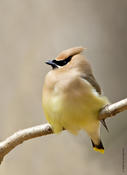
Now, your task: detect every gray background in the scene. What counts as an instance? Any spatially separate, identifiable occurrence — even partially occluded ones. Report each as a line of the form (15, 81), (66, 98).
(0, 0), (127, 174)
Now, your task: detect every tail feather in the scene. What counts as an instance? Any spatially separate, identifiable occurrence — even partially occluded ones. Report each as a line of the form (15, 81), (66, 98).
(91, 139), (104, 154)
(101, 119), (109, 132)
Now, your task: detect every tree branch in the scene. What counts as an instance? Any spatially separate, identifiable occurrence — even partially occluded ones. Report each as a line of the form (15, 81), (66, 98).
(0, 98), (127, 164)
(99, 98), (127, 120)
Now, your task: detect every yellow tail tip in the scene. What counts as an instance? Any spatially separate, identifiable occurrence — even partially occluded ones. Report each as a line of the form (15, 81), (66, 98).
(93, 147), (104, 154)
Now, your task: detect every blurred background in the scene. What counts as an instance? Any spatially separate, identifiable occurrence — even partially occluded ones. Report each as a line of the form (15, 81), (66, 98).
(0, 0), (127, 174)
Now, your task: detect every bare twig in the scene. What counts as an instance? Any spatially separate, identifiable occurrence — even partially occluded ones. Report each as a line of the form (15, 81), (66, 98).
(0, 123), (53, 164)
(99, 98), (127, 120)
(0, 98), (127, 164)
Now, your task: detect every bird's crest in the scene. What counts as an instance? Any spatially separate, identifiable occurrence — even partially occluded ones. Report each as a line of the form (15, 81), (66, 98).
(55, 47), (86, 61)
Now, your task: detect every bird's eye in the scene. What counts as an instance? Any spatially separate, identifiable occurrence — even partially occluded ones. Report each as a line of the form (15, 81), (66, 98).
(53, 55), (73, 67)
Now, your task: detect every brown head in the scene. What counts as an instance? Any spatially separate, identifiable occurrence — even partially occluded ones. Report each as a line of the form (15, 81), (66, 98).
(45, 47), (85, 68)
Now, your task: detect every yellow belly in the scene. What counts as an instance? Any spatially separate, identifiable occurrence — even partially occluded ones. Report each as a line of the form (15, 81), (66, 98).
(42, 87), (109, 135)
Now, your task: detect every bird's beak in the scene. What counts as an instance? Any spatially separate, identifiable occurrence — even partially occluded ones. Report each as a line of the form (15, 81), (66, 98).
(45, 60), (54, 66)
(45, 60), (58, 69)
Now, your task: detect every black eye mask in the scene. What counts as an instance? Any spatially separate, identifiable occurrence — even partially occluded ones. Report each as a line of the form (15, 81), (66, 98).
(52, 55), (73, 67)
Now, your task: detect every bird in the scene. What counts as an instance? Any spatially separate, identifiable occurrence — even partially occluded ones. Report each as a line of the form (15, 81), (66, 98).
(42, 47), (110, 154)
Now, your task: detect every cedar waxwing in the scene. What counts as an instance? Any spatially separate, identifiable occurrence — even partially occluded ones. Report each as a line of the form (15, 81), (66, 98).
(42, 47), (110, 154)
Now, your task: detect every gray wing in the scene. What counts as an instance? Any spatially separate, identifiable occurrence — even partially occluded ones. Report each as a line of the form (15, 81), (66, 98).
(81, 74), (109, 132)
(80, 74), (102, 95)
